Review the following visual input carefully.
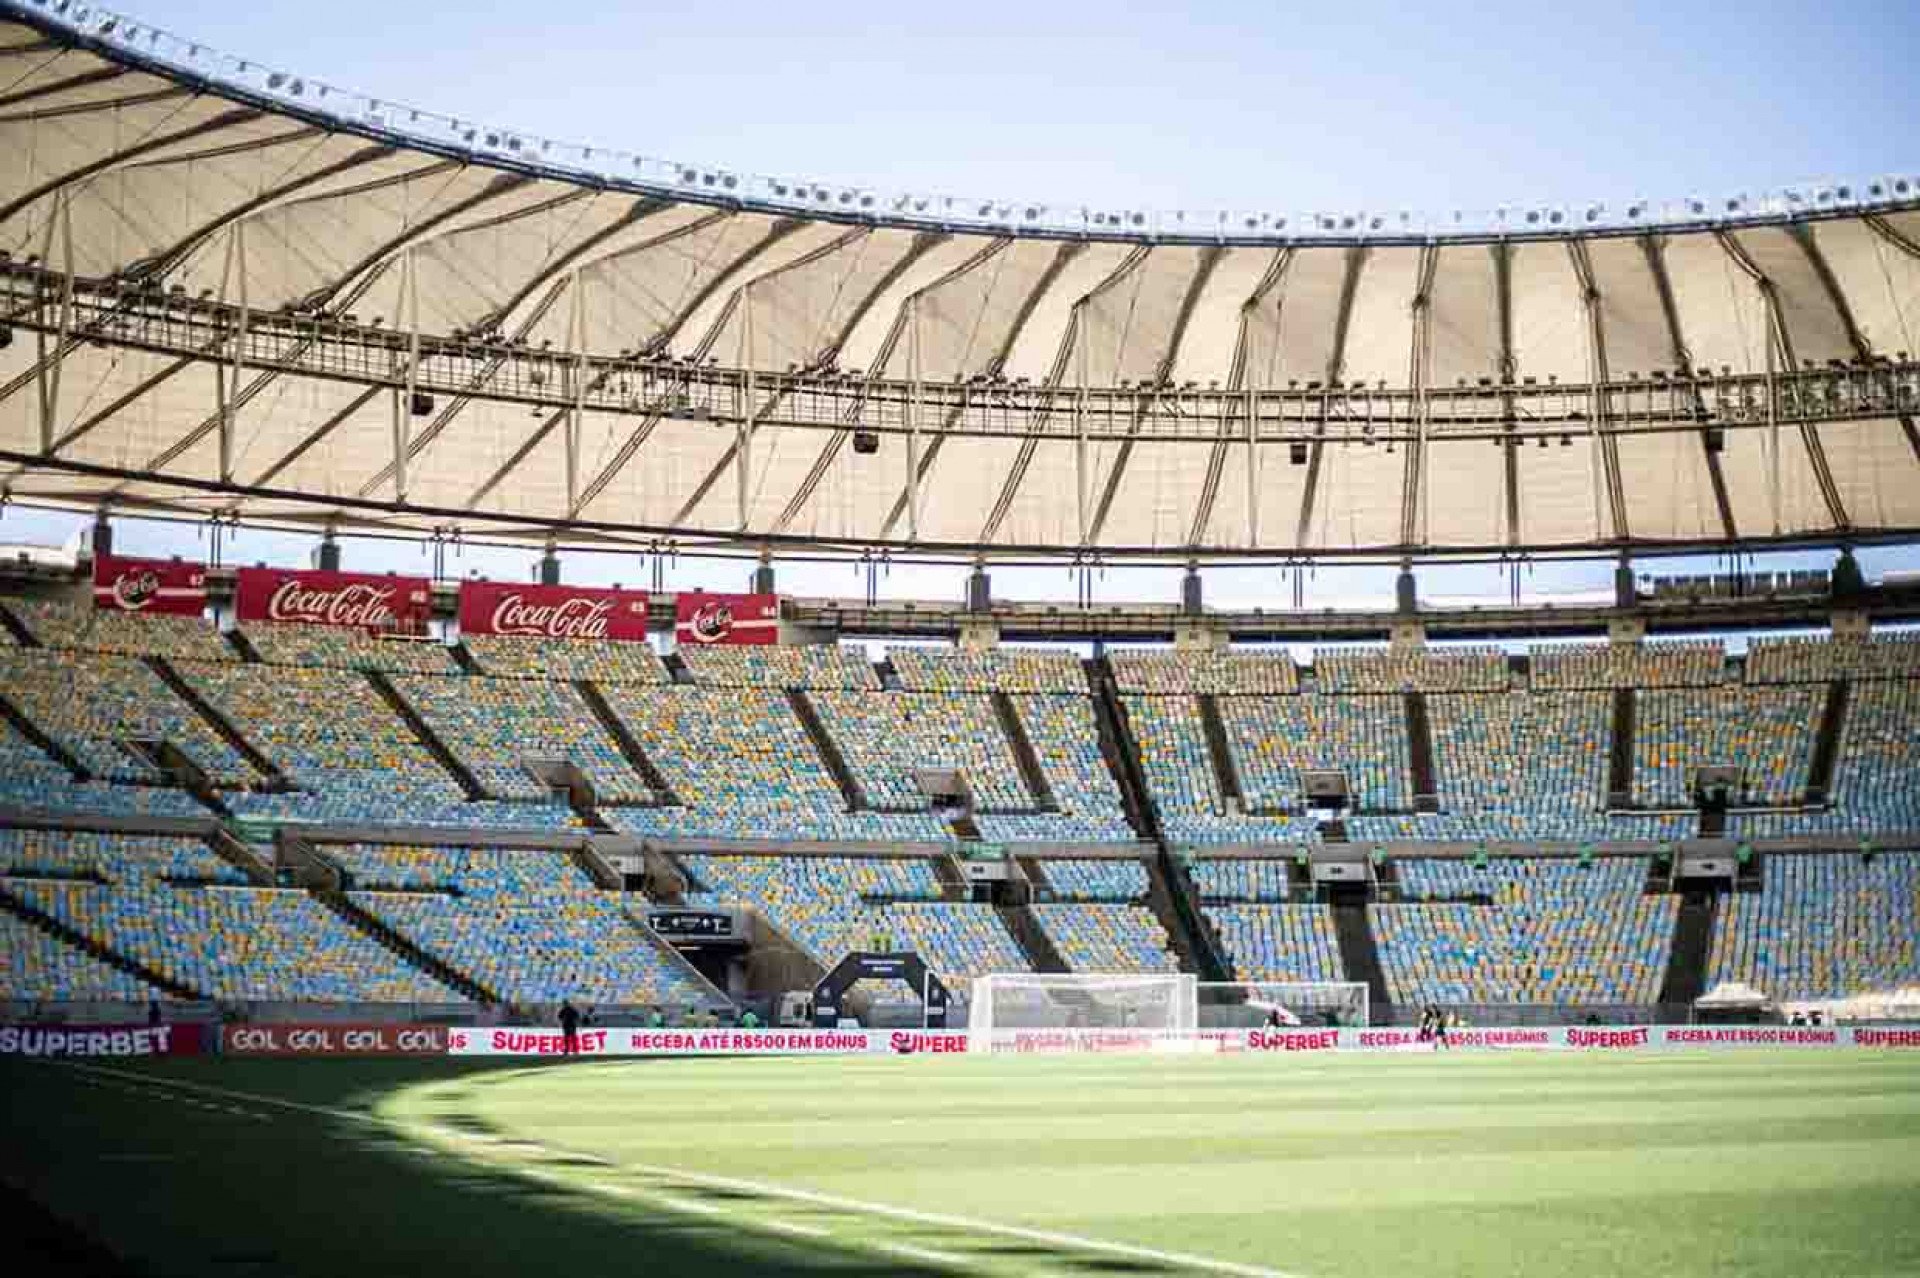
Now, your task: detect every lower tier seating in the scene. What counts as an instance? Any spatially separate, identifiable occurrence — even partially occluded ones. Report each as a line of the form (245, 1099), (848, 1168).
(336, 844), (706, 1008)
(0, 910), (158, 1002)
(1207, 904), (1345, 983)
(1708, 853), (1920, 1000)
(1031, 902), (1180, 973)
(1369, 858), (1675, 1005)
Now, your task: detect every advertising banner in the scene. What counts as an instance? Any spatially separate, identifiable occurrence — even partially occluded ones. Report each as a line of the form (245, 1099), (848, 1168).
(91, 554), (208, 616)
(0, 1022), (208, 1057)
(457, 581), (650, 642)
(234, 568), (431, 632)
(444, 1026), (971, 1057)
(977, 1025), (1920, 1055)
(220, 1023), (447, 1057)
(673, 592), (779, 646)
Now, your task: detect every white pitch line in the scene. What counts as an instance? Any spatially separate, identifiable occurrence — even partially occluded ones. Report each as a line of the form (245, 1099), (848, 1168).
(760, 1218), (830, 1240)
(53, 1062), (1306, 1278)
(873, 1241), (969, 1267)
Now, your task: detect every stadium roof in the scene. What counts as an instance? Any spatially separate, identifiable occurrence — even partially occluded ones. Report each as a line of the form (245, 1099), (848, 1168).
(2, 0), (1919, 563)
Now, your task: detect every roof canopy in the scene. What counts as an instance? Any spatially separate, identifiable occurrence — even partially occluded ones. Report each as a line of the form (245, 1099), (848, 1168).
(2, 1), (1919, 561)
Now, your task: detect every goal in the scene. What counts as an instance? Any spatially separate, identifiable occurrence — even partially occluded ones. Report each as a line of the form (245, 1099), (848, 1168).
(1198, 981), (1370, 1029)
(967, 973), (1198, 1051)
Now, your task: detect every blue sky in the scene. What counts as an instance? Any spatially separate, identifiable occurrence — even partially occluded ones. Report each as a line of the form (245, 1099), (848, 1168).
(13, 0), (1919, 607)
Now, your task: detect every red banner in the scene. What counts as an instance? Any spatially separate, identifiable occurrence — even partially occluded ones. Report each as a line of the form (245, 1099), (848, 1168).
(457, 581), (650, 642)
(92, 554), (207, 616)
(674, 592), (779, 646)
(234, 567), (431, 632)
(220, 1023), (446, 1057)
(0, 1023), (208, 1056)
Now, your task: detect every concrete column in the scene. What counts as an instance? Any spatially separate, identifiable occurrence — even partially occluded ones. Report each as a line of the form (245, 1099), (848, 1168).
(1831, 546), (1865, 601)
(966, 564), (991, 614)
(1181, 561), (1203, 617)
(1394, 563), (1418, 615)
(313, 534), (341, 572)
(1614, 553), (1635, 609)
(539, 545), (561, 586)
(90, 512), (112, 559)
(751, 557), (776, 594)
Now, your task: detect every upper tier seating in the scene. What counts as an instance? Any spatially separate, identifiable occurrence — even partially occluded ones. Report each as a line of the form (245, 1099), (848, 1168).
(392, 675), (652, 803)
(1732, 678), (1920, 839)
(1313, 646), (1509, 693)
(8, 598), (235, 663)
(595, 686), (943, 841)
(1530, 640), (1726, 689)
(243, 623), (456, 674)
(1034, 858), (1151, 901)
(462, 635), (666, 683)
(1744, 634), (1920, 684)
(0, 829), (245, 884)
(682, 646), (878, 690)
(0, 720), (202, 818)
(1634, 685), (1821, 806)
(334, 844), (705, 1007)
(1005, 694), (1136, 841)
(1189, 857), (1295, 902)
(1708, 852), (1920, 1000)
(0, 649), (258, 786)
(1208, 904), (1344, 983)
(2, 831), (459, 1002)
(1122, 693), (1225, 825)
(181, 662), (572, 829)
(890, 647), (1086, 693)
(1111, 651), (1299, 695)
(814, 691), (1031, 810)
(1369, 858), (1675, 1005)
(1218, 694), (1412, 811)
(1408, 691), (1614, 840)
(1031, 902), (1181, 973)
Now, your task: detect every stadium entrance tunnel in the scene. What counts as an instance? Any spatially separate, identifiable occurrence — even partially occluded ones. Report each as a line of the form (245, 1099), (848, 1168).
(812, 951), (952, 1029)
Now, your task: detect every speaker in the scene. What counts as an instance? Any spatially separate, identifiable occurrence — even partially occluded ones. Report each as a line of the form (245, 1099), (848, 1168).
(852, 429), (879, 455)
(409, 390), (435, 417)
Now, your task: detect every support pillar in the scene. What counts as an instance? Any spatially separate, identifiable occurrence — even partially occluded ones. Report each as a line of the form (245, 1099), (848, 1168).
(313, 533), (341, 573)
(1394, 562), (1418, 616)
(751, 552), (775, 595)
(90, 511), (112, 560)
(1831, 546), (1866, 602)
(1614, 552), (1636, 610)
(539, 544), (561, 586)
(1180, 561), (1203, 617)
(966, 562), (991, 614)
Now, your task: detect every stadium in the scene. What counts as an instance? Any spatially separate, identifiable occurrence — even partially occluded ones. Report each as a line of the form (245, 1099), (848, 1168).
(1, 0), (1918, 1274)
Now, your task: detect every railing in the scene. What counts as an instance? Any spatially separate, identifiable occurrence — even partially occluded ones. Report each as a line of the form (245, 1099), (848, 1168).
(13, 0), (1918, 244)
(3, 268), (1917, 448)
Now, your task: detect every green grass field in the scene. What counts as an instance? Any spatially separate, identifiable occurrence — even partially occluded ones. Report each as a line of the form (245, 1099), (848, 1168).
(3, 1050), (1919, 1277)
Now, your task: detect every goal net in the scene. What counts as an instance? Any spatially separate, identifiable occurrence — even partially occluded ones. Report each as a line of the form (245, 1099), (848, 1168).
(1198, 981), (1370, 1029)
(968, 973), (1198, 1052)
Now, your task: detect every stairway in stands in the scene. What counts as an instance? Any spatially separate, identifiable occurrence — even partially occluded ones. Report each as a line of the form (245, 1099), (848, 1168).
(1607, 687), (1637, 807)
(1195, 694), (1246, 814)
(364, 671), (490, 800)
(146, 656), (289, 791)
(997, 901), (1070, 974)
(311, 888), (499, 1003)
(1805, 679), (1851, 805)
(1083, 657), (1160, 841)
(1327, 882), (1391, 1014)
(0, 882), (202, 998)
(1404, 692), (1440, 813)
(786, 689), (870, 812)
(1657, 888), (1720, 1009)
(991, 693), (1059, 812)
(575, 679), (683, 806)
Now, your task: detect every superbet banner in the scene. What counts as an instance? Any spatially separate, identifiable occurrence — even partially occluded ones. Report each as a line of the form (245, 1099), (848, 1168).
(673, 591), (779, 646)
(457, 581), (650, 642)
(0, 1023), (208, 1057)
(446, 1026), (971, 1057)
(221, 1023), (446, 1057)
(92, 554), (208, 617)
(234, 567), (431, 632)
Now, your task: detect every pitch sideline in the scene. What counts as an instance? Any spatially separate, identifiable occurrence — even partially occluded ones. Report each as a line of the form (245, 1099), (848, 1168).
(52, 1059), (1309, 1278)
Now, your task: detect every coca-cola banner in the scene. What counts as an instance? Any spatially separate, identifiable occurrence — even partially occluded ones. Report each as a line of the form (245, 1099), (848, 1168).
(674, 592), (779, 646)
(457, 581), (650, 642)
(0, 1023), (208, 1057)
(234, 568), (431, 632)
(92, 554), (208, 617)
(221, 1023), (446, 1057)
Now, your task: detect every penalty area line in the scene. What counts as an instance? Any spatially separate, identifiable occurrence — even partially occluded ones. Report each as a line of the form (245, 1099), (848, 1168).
(53, 1061), (1306, 1278)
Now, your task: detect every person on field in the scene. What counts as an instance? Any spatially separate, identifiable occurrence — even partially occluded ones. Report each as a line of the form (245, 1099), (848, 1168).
(558, 998), (581, 1056)
(1431, 1006), (1451, 1051)
(738, 1007), (761, 1030)
(1417, 1004), (1434, 1043)
(647, 1005), (666, 1029)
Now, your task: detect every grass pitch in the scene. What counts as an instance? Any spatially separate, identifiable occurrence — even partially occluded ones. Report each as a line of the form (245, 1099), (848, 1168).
(3, 1050), (1919, 1277)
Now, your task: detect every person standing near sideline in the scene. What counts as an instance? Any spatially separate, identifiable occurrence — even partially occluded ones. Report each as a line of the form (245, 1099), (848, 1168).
(558, 998), (581, 1057)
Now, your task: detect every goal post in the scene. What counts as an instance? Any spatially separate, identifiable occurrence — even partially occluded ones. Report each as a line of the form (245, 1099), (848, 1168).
(1198, 981), (1370, 1029)
(967, 972), (1198, 1051)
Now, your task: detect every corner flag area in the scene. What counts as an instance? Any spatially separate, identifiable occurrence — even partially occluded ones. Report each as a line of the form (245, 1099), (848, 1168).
(4, 1050), (1918, 1278)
